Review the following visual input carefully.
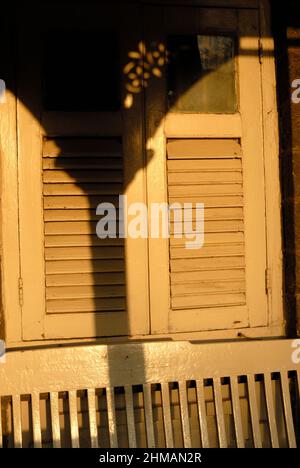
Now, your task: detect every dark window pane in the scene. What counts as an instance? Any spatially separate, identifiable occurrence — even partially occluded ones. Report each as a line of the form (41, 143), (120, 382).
(167, 35), (237, 113)
(42, 30), (120, 111)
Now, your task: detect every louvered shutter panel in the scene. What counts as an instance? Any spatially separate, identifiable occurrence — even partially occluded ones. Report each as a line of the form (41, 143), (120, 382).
(43, 138), (127, 316)
(167, 139), (246, 311)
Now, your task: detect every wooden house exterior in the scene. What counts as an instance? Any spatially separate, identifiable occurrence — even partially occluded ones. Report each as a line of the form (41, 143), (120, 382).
(0, 0), (299, 448)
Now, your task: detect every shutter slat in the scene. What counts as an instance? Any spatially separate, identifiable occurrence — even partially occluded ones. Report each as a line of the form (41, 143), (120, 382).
(46, 285), (126, 300)
(171, 257), (245, 272)
(167, 139), (242, 159)
(171, 232), (244, 246)
(169, 185), (243, 197)
(44, 170), (122, 183)
(44, 209), (122, 222)
(44, 209), (122, 221)
(168, 171), (242, 185)
(170, 244), (245, 259)
(170, 207), (244, 221)
(168, 159), (242, 171)
(44, 195), (120, 209)
(46, 272), (125, 287)
(45, 246), (124, 260)
(172, 293), (245, 309)
(44, 209), (98, 222)
(170, 220), (244, 235)
(45, 234), (124, 247)
(171, 269), (245, 283)
(45, 221), (98, 235)
(46, 297), (126, 314)
(169, 195), (243, 206)
(44, 183), (123, 196)
(46, 259), (124, 275)
(171, 280), (245, 296)
(43, 138), (122, 158)
(45, 221), (121, 236)
(43, 157), (123, 170)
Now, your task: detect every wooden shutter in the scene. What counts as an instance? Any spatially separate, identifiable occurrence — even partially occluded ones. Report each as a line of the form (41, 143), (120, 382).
(43, 138), (126, 316)
(16, 3), (149, 341)
(145, 5), (276, 335)
(167, 139), (245, 311)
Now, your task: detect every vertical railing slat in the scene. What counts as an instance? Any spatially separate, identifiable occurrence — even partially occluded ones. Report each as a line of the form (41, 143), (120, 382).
(50, 392), (61, 448)
(280, 372), (297, 448)
(213, 378), (227, 448)
(247, 374), (262, 448)
(230, 376), (244, 448)
(196, 379), (209, 448)
(12, 395), (22, 448)
(87, 389), (99, 448)
(264, 374), (279, 448)
(106, 387), (118, 448)
(31, 392), (42, 448)
(124, 386), (137, 448)
(161, 382), (174, 448)
(178, 381), (192, 448)
(143, 384), (155, 448)
(68, 390), (79, 448)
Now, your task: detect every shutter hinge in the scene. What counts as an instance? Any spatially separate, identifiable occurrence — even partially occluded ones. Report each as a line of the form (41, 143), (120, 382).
(258, 39), (263, 64)
(265, 268), (271, 294)
(18, 277), (24, 306)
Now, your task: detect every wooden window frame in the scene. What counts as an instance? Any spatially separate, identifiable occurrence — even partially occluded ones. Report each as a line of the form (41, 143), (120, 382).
(144, 1), (284, 338)
(0, 0), (284, 346)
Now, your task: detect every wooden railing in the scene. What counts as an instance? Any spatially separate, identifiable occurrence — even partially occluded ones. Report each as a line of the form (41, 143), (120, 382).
(0, 339), (299, 448)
